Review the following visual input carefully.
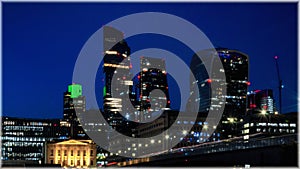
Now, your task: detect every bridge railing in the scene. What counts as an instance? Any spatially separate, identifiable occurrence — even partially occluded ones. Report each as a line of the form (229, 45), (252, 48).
(158, 134), (297, 157)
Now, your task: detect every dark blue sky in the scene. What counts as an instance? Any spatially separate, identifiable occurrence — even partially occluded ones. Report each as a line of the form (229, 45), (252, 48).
(3, 3), (297, 119)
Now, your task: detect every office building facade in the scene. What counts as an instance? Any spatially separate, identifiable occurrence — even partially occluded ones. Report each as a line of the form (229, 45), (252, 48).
(1, 117), (60, 163)
(247, 89), (277, 115)
(242, 112), (297, 140)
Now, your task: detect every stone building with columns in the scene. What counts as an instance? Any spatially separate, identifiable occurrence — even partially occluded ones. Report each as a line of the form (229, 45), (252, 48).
(46, 139), (96, 168)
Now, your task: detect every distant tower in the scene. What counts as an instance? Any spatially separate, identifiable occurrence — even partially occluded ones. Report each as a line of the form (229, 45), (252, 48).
(136, 56), (171, 121)
(247, 89), (277, 115)
(63, 83), (87, 138)
(63, 84), (85, 120)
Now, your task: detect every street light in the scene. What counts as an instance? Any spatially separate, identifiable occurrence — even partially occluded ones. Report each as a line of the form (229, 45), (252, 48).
(228, 118), (235, 123)
(261, 109), (267, 115)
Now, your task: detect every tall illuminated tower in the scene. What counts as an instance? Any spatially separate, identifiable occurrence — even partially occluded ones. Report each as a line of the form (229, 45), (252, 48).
(188, 48), (249, 138)
(136, 57), (171, 121)
(102, 26), (132, 127)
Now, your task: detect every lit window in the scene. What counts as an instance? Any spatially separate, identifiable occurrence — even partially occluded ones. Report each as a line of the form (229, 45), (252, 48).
(243, 135), (249, 140)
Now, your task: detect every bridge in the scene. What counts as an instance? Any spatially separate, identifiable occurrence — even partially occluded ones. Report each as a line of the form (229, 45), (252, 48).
(116, 134), (298, 167)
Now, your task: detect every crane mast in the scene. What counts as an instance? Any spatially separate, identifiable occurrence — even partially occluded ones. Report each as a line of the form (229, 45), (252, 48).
(274, 56), (283, 114)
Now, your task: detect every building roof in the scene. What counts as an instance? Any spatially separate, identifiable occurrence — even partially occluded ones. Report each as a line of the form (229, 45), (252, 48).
(48, 139), (94, 146)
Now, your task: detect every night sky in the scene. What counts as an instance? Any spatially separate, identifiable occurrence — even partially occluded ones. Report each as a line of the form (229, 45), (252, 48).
(3, 3), (297, 119)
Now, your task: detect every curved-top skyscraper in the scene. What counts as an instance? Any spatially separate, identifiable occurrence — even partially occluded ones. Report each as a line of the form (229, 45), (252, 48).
(103, 26), (131, 128)
(187, 48), (249, 138)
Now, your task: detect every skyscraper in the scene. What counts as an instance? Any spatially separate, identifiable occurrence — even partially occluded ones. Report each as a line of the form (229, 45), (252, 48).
(102, 26), (132, 128)
(188, 48), (249, 138)
(135, 56), (171, 122)
(63, 84), (85, 121)
(63, 83), (87, 139)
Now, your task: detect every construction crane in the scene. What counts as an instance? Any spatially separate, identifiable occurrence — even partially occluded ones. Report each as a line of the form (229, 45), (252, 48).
(274, 56), (283, 114)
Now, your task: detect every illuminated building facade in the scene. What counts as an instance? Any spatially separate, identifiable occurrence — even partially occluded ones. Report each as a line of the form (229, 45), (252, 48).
(175, 113), (221, 147)
(135, 111), (220, 149)
(63, 84), (87, 139)
(242, 112), (297, 140)
(135, 57), (171, 122)
(1, 117), (60, 163)
(102, 26), (132, 128)
(247, 89), (276, 115)
(46, 139), (97, 168)
(63, 84), (85, 120)
(188, 48), (249, 139)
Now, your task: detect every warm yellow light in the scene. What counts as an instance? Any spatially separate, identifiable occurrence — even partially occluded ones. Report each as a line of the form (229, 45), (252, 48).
(182, 130), (188, 135)
(274, 111), (279, 115)
(228, 118), (235, 123)
(261, 110), (267, 115)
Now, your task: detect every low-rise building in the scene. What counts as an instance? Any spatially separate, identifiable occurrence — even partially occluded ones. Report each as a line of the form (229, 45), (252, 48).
(46, 139), (97, 168)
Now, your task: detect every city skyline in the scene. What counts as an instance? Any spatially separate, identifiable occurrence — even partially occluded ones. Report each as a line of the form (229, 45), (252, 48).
(3, 3), (297, 119)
